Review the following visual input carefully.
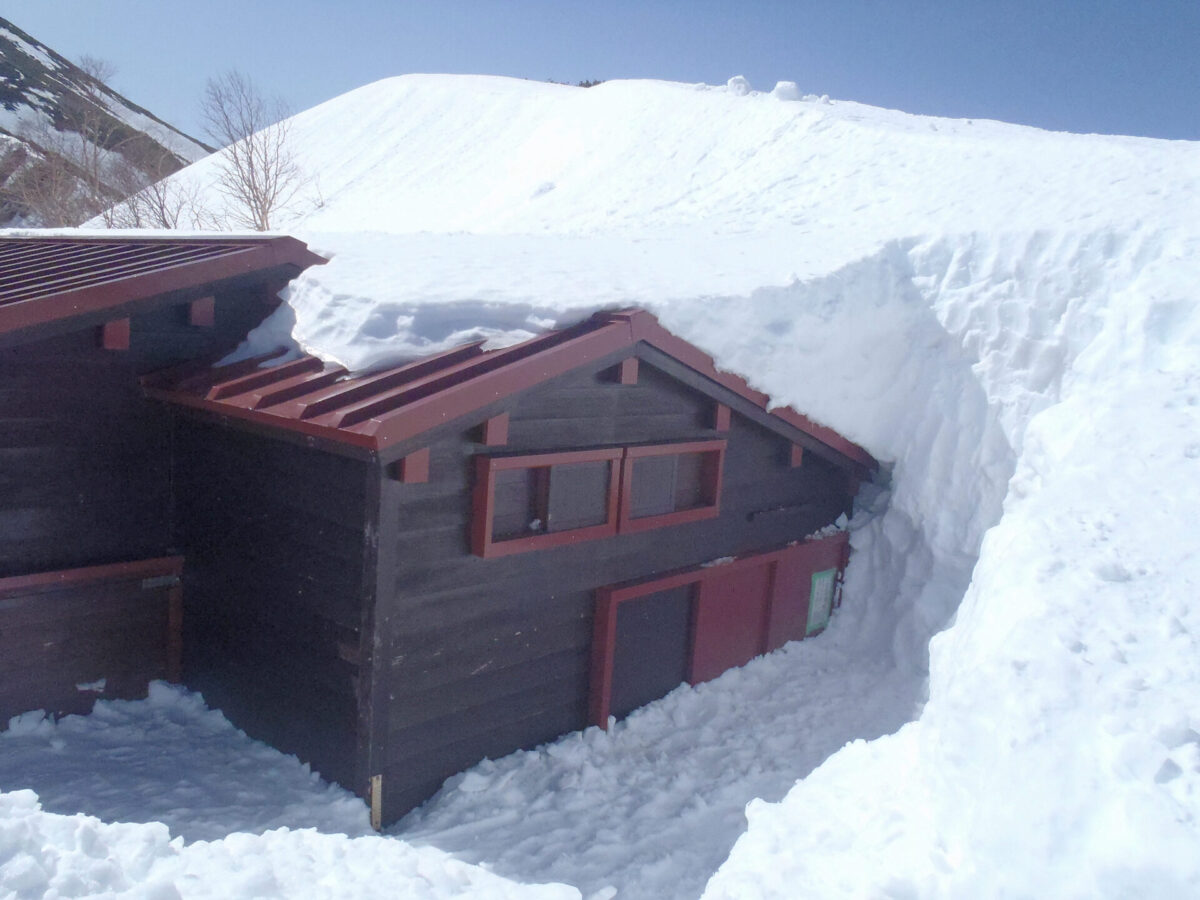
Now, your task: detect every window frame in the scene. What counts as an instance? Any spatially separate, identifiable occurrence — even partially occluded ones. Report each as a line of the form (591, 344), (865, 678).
(471, 439), (727, 558)
(617, 439), (726, 534)
(471, 447), (623, 558)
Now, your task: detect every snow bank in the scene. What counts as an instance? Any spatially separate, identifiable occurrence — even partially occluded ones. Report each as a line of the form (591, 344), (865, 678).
(1, 683), (369, 843)
(0, 790), (577, 899)
(704, 229), (1200, 897)
(173, 74), (1197, 375)
(0, 685), (578, 899)
(176, 74), (1199, 242)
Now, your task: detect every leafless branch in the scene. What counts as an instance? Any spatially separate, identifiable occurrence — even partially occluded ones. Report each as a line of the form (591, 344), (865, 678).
(201, 71), (303, 231)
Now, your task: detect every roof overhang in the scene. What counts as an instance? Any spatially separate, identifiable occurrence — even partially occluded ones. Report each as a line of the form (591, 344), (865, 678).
(0, 234), (327, 344)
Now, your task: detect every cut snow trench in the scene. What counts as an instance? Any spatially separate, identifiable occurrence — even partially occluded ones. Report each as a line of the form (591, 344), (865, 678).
(390, 231), (1082, 898)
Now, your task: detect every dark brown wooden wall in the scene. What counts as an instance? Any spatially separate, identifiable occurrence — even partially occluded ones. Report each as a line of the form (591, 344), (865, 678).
(0, 289), (267, 579)
(0, 559), (181, 723)
(171, 418), (371, 790)
(374, 361), (851, 820)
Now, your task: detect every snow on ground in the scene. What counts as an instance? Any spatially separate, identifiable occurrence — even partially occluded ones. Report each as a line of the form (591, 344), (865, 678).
(4, 74), (1200, 897)
(0, 791), (575, 900)
(1, 623), (915, 899)
(399, 613), (917, 900)
(0, 684), (370, 843)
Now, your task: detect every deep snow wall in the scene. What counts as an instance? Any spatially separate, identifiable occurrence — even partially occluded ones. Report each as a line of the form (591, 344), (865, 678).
(702, 226), (1200, 897)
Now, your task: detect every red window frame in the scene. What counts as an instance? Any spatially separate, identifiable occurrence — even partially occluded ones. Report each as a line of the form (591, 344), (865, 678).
(471, 447), (623, 558)
(618, 439), (726, 534)
(472, 439), (728, 558)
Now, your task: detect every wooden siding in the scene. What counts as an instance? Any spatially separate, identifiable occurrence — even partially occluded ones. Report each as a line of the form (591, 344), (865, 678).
(0, 330), (172, 577)
(171, 418), (371, 791)
(0, 287), (279, 579)
(374, 361), (852, 821)
(0, 557), (182, 724)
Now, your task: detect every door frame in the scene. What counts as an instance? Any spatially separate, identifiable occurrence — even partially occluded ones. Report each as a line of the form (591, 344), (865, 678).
(587, 533), (849, 728)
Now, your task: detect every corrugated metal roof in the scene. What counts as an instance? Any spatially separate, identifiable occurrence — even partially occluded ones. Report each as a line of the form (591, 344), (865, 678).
(0, 234), (326, 336)
(146, 309), (878, 472)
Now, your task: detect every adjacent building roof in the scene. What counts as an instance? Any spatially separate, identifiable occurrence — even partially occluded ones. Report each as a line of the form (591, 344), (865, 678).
(146, 309), (877, 473)
(0, 234), (326, 337)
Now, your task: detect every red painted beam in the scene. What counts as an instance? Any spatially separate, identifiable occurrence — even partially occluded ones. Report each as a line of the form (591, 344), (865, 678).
(396, 448), (430, 483)
(100, 318), (130, 350)
(189, 295), (216, 327)
(617, 357), (639, 385)
(0, 556), (183, 600)
(482, 412), (509, 446)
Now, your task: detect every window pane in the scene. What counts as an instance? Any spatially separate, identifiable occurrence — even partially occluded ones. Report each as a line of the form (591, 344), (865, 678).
(547, 460), (610, 532)
(629, 455), (677, 519)
(492, 467), (545, 540)
(673, 452), (705, 510)
(806, 568), (837, 635)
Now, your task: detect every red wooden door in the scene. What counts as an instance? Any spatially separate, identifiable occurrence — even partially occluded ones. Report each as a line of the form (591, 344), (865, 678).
(763, 533), (850, 650)
(689, 562), (772, 684)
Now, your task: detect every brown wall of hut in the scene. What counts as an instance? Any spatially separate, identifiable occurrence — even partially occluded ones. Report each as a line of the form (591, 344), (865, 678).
(171, 418), (372, 791)
(0, 557), (181, 722)
(373, 360), (852, 820)
(0, 284), (288, 733)
(0, 288), (270, 579)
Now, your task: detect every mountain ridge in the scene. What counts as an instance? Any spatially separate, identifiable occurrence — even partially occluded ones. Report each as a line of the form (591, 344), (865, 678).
(0, 16), (211, 225)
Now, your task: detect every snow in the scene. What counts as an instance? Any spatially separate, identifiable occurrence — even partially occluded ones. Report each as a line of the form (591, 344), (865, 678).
(4, 73), (1200, 897)
(0, 22), (208, 165)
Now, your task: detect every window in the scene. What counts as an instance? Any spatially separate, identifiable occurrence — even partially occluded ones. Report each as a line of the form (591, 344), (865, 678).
(618, 441), (725, 534)
(472, 448), (622, 557)
(805, 568), (838, 635)
(472, 440), (726, 557)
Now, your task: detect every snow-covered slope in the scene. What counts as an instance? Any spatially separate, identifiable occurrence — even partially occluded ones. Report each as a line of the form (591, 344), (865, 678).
(5, 74), (1200, 898)
(173, 75), (1198, 373)
(0, 17), (210, 225)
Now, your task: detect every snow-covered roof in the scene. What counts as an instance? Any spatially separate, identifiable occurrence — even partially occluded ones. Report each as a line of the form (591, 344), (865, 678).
(148, 307), (877, 470)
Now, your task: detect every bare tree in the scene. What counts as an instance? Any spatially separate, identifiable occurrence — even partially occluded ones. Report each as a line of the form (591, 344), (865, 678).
(107, 146), (215, 229)
(2, 55), (165, 226)
(201, 71), (302, 231)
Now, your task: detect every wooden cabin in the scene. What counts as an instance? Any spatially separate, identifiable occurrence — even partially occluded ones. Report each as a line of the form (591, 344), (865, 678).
(0, 234), (876, 828)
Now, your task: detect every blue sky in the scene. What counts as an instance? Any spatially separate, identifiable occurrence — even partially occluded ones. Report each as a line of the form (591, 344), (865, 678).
(3, 1), (1197, 141)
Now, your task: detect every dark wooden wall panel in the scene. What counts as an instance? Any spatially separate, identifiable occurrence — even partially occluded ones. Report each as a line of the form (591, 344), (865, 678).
(0, 285), (279, 579)
(375, 359), (853, 823)
(0, 562), (180, 723)
(172, 418), (370, 790)
(0, 331), (173, 577)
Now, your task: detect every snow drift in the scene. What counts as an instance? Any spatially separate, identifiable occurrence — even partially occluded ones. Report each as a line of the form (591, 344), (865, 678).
(5, 74), (1200, 897)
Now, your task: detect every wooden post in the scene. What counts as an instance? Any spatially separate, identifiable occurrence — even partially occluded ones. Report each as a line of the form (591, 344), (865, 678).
(712, 403), (731, 432)
(166, 583), (183, 683)
(369, 774), (383, 831)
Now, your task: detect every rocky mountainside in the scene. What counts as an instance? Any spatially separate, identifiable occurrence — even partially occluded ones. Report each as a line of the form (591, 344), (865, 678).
(0, 16), (210, 226)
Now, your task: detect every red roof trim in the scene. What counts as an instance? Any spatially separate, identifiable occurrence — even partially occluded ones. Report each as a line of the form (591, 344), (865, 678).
(0, 235), (327, 337)
(147, 309), (877, 472)
(607, 310), (771, 408)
